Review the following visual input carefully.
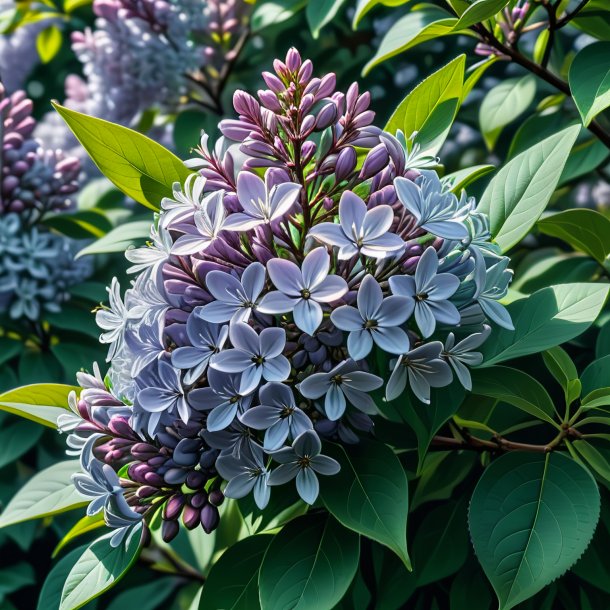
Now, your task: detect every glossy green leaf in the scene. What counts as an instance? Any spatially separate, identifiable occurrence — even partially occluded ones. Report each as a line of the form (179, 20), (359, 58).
(385, 55), (465, 155)
(443, 164), (495, 194)
(412, 498), (468, 586)
(572, 1), (610, 40)
(538, 209), (610, 265)
(306, 0), (346, 38)
(569, 42), (610, 126)
(53, 513), (106, 558)
(52, 102), (192, 210)
(36, 24), (62, 63)
(597, 319), (610, 359)
(0, 383), (75, 428)
(580, 355), (610, 396)
(0, 460), (85, 528)
(0, 418), (43, 469)
(571, 440), (610, 483)
(319, 439), (410, 569)
(352, 0), (410, 27)
(60, 529), (142, 610)
(258, 513), (359, 610)
(479, 283), (610, 366)
(470, 452), (600, 610)
(581, 387), (610, 411)
(76, 220), (150, 258)
(106, 578), (176, 610)
(199, 534), (271, 609)
(453, 0), (510, 30)
(471, 366), (558, 425)
(363, 7), (458, 75)
(477, 125), (580, 252)
(542, 346), (580, 405)
(479, 75), (536, 149)
(38, 546), (89, 610)
(250, 0), (306, 31)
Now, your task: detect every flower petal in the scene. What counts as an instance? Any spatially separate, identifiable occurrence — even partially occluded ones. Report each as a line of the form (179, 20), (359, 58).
(293, 299), (323, 336)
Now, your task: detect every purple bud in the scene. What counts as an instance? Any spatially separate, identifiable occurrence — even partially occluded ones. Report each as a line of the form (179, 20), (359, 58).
(286, 47), (302, 72)
(335, 146), (357, 182)
(182, 505), (200, 530)
(144, 471), (165, 487)
(258, 89), (282, 112)
(301, 141), (316, 165)
(262, 71), (285, 94)
(136, 486), (158, 499)
(315, 102), (338, 130)
(164, 467), (188, 485)
(186, 471), (207, 490)
(164, 494), (186, 520)
(190, 491), (208, 509)
(233, 90), (260, 118)
(300, 94), (315, 115)
(345, 83), (359, 111)
(200, 504), (220, 534)
(352, 110), (375, 129)
(162, 519), (180, 543)
(360, 144), (389, 179)
(132, 442), (158, 460)
(298, 59), (313, 84)
(300, 114), (316, 136)
(208, 489), (225, 507)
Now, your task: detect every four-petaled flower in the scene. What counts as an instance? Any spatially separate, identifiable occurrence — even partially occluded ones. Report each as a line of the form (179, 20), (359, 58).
(201, 263), (266, 325)
(389, 246), (460, 338)
(240, 382), (312, 451)
(308, 191), (404, 260)
(386, 342), (453, 404)
(171, 190), (227, 255)
(189, 368), (254, 432)
(331, 274), (411, 360)
(443, 326), (490, 390)
(299, 359), (383, 420)
(258, 247), (348, 336)
(267, 430), (340, 505)
(394, 171), (470, 240)
(223, 170), (301, 231)
(210, 322), (290, 394)
(216, 443), (271, 509)
(171, 309), (228, 384)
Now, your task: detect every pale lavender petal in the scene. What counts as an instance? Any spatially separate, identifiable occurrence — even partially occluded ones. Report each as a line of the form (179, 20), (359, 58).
(211, 349), (253, 373)
(264, 419), (290, 451)
(325, 384), (346, 420)
(311, 275), (348, 303)
(308, 223), (351, 249)
(301, 247), (329, 290)
(260, 327), (286, 359)
(258, 291), (296, 314)
(269, 182), (301, 219)
(347, 329), (373, 361)
(207, 401), (239, 432)
(415, 247), (439, 290)
(225, 472), (256, 499)
(200, 300), (237, 323)
(241, 263), (266, 301)
(237, 171), (266, 217)
(299, 374), (330, 399)
(389, 275), (416, 298)
(357, 275), (383, 320)
(415, 303), (437, 338)
(267, 258), (303, 296)
(262, 355), (291, 382)
(293, 299), (323, 336)
(239, 405), (280, 429)
(293, 430), (321, 456)
(339, 191), (367, 238)
(361, 205), (393, 239)
(372, 326), (410, 355)
(428, 274), (460, 300)
(331, 305), (364, 331)
(377, 296), (414, 326)
(296, 468), (319, 504)
(229, 322), (260, 354)
(223, 213), (264, 231)
(206, 271), (243, 304)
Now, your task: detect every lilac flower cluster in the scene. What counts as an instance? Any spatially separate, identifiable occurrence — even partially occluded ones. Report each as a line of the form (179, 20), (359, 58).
(66, 50), (512, 542)
(0, 85), (91, 321)
(66, 0), (248, 125)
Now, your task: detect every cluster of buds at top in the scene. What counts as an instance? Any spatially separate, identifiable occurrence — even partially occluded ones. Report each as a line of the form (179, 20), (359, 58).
(67, 50), (512, 542)
(475, 1), (531, 58)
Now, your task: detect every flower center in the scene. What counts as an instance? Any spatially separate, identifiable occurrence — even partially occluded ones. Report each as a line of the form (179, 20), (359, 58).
(298, 456), (312, 469)
(416, 292), (429, 302)
(364, 319), (378, 329)
(301, 289), (311, 299)
(252, 355), (265, 365)
(280, 406), (295, 419)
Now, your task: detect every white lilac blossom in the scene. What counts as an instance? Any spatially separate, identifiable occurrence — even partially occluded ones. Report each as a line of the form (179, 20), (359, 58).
(62, 50), (514, 542)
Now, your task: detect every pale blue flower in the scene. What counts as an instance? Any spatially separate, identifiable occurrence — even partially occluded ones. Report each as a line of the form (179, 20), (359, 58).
(189, 367), (254, 432)
(258, 247), (348, 336)
(308, 191), (404, 260)
(210, 322), (290, 394)
(386, 342), (453, 404)
(201, 263), (266, 325)
(331, 274), (411, 359)
(389, 246), (460, 338)
(443, 326), (491, 390)
(473, 249), (514, 330)
(223, 170), (301, 231)
(215, 443), (270, 509)
(267, 430), (340, 505)
(171, 309), (228, 384)
(240, 382), (312, 451)
(394, 171), (470, 240)
(299, 359), (382, 421)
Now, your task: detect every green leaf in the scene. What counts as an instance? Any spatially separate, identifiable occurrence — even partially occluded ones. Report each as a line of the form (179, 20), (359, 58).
(572, 1), (610, 40)
(581, 354), (610, 396)
(412, 498), (468, 586)
(571, 440), (610, 483)
(0, 418), (43, 469)
(469, 452), (600, 610)
(306, 0), (346, 38)
(250, 0), (306, 31)
(442, 164), (495, 194)
(538, 209), (610, 265)
(36, 24), (62, 63)
(385, 55), (465, 157)
(581, 387), (610, 411)
(470, 366), (558, 425)
(0, 383), (75, 428)
(0, 460), (85, 528)
(477, 125), (580, 252)
(363, 7), (458, 75)
(258, 513), (359, 610)
(319, 439), (410, 569)
(76, 220), (150, 258)
(479, 283), (610, 366)
(453, 0), (510, 30)
(52, 102), (192, 211)
(199, 534), (271, 609)
(449, 559), (493, 610)
(43, 209), (113, 239)
(352, 0), (410, 27)
(542, 346), (580, 405)
(479, 75), (536, 150)
(569, 42), (610, 126)
(60, 529), (142, 610)
(38, 546), (89, 610)
(106, 578), (176, 610)
(53, 513), (106, 558)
